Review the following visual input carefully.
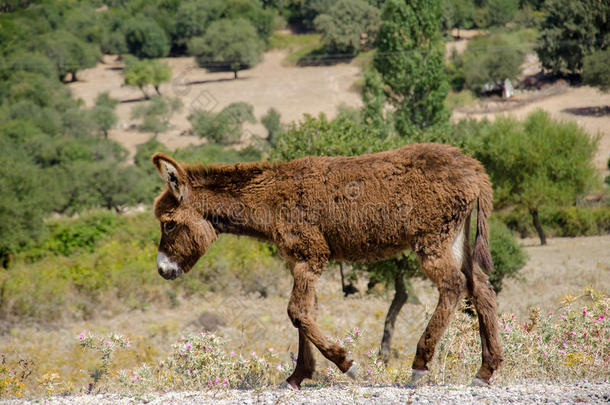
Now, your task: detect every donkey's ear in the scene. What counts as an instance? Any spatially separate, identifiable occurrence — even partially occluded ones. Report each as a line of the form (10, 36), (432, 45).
(152, 153), (189, 202)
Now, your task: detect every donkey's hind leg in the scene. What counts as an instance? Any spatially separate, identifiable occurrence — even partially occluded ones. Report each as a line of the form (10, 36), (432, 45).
(469, 266), (503, 383)
(410, 251), (466, 383)
(287, 261), (354, 380)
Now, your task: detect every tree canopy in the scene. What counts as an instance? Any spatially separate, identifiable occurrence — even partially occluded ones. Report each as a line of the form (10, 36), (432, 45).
(189, 19), (264, 79)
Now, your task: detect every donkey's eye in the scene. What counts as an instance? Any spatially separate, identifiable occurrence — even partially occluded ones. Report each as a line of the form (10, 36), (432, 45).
(165, 221), (177, 233)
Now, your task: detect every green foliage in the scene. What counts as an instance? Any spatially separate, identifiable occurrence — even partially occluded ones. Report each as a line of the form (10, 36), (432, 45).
(498, 206), (610, 238)
(123, 57), (172, 99)
(131, 96), (182, 134)
(0, 146), (46, 264)
(0, 210), (277, 321)
(486, 0), (519, 26)
(271, 113), (396, 161)
(536, 0), (610, 74)
(91, 92), (119, 138)
(188, 102), (256, 145)
(124, 17), (170, 59)
(313, 0), (380, 53)
(459, 30), (530, 93)
(188, 19), (264, 79)
(468, 111), (599, 243)
(361, 68), (390, 137)
(487, 218), (526, 292)
(261, 108), (284, 147)
(471, 110), (599, 210)
(582, 49), (610, 92)
(441, 0), (475, 33)
(33, 211), (124, 258)
(373, 0), (449, 135)
(173, 0), (225, 48)
(41, 30), (100, 81)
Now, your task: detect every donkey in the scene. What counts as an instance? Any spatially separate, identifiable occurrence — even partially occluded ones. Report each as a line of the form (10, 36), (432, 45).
(151, 143), (503, 388)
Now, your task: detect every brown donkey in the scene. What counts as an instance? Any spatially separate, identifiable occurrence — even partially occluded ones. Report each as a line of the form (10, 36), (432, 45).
(151, 143), (503, 388)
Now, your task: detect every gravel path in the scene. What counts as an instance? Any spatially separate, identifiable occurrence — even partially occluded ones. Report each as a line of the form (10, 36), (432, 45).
(6, 383), (609, 404)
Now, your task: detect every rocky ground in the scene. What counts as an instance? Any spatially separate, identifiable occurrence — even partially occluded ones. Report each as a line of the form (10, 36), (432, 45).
(7, 382), (610, 404)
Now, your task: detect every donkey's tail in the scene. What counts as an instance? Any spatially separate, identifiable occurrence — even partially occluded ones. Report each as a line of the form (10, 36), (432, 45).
(472, 183), (494, 274)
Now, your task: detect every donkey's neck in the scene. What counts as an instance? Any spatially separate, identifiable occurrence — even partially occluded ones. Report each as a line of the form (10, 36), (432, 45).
(187, 162), (276, 241)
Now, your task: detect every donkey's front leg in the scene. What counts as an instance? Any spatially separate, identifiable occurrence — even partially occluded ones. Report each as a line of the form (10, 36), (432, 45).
(286, 261), (355, 386)
(286, 329), (315, 389)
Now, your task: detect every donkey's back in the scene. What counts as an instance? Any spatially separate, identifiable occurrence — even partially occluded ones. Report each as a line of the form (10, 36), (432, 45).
(271, 143), (491, 262)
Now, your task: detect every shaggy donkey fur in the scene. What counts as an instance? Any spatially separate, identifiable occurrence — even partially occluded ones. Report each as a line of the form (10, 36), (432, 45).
(152, 143), (503, 388)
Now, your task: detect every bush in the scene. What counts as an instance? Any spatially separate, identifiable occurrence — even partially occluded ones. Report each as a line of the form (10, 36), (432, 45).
(497, 206), (610, 238)
(261, 108), (284, 147)
(188, 102), (255, 145)
(487, 218), (526, 293)
(131, 96), (182, 134)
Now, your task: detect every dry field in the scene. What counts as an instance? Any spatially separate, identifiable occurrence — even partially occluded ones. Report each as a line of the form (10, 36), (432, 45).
(2, 235), (608, 397)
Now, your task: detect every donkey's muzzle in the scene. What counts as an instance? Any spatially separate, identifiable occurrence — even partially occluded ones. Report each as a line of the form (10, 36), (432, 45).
(157, 251), (183, 280)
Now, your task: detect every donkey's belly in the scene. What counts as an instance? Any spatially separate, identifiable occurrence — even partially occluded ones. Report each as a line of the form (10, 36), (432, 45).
(325, 226), (414, 262)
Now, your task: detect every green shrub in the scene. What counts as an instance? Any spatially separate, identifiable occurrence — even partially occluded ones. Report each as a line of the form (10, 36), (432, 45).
(188, 102), (255, 145)
(497, 206), (610, 238)
(550, 207), (598, 237)
(131, 96), (182, 134)
(487, 218), (527, 292)
(37, 211), (124, 257)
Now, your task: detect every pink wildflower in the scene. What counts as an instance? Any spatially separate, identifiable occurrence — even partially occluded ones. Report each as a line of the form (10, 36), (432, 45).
(79, 332), (85, 340)
(230, 350), (235, 357)
(269, 347), (274, 353)
(583, 333), (587, 338)
(367, 368), (373, 375)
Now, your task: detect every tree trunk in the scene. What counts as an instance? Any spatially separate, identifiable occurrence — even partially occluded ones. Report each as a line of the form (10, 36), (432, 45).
(71, 71), (78, 82)
(379, 270), (408, 362)
(339, 262), (358, 297)
(154, 85), (161, 96)
(140, 86), (149, 100)
(530, 208), (547, 245)
(233, 70), (238, 80)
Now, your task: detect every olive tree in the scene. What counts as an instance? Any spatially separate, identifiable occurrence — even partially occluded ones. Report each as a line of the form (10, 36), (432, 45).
(188, 19), (264, 79)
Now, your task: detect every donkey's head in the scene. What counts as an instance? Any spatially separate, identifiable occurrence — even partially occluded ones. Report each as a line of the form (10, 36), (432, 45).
(152, 153), (217, 280)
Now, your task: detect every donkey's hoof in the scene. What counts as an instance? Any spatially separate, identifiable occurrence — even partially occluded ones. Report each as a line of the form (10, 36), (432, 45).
(405, 369), (428, 388)
(470, 377), (490, 387)
(345, 362), (358, 379)
(282, 379), (300, 390)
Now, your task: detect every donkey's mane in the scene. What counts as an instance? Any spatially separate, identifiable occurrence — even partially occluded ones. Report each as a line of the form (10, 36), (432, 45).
(185, 160), (278, 188)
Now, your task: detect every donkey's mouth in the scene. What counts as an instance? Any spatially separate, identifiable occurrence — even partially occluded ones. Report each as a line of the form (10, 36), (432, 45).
(158, 267), (182, 280)
(157, 252), (183, 280)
